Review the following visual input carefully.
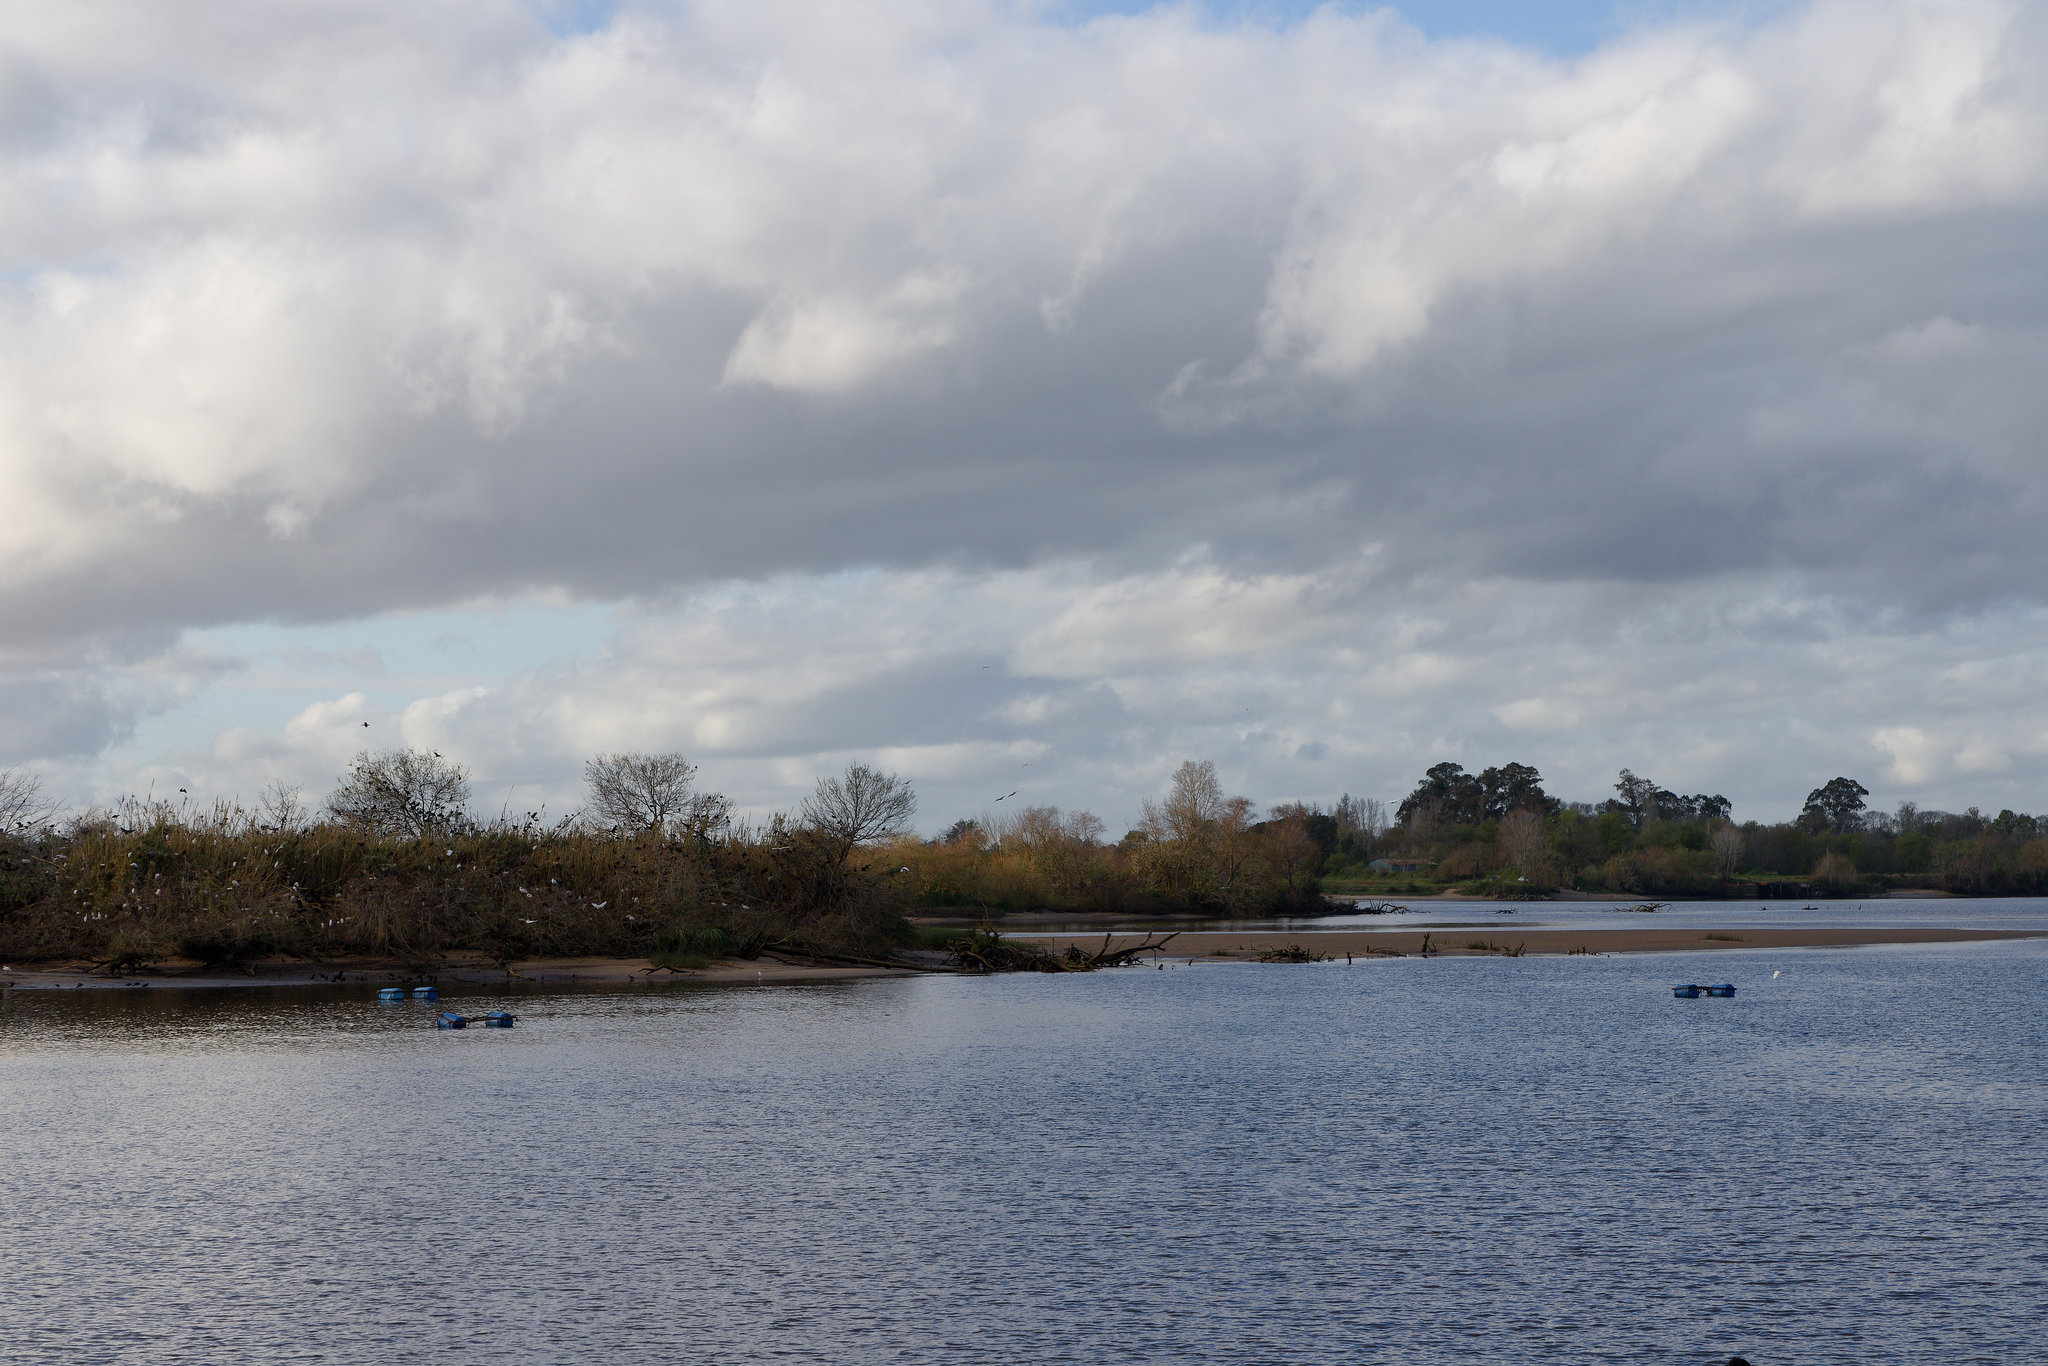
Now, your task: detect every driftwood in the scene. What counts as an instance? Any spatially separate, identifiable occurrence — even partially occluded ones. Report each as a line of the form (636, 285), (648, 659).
(1353, 901), (1409, 915)
(1252, 943), (1331, 963)
(950, 928), (1179, 974)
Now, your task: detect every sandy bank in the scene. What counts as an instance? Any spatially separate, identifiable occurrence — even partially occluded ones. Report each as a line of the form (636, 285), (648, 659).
(1047, 926), (2046, 960)
(5, 926), (2039, 990)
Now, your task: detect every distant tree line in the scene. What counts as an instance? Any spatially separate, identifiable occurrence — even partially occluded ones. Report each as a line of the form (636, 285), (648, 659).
(1349, 761), (2048, 897)
(7, 746), (2048, 972)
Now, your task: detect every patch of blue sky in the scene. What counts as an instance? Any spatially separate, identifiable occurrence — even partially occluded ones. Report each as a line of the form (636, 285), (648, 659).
(112, 599), (624, 775)
(531, 0), (615, 38)
(1046, 0), (1804, 52)
(196, 597), (620, 686)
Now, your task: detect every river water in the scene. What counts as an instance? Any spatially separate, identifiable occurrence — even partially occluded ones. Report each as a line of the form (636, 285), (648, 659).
(3, 940), (2044, 1364)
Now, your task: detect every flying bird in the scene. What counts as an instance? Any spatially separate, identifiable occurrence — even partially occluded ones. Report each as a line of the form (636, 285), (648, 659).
(995, 791), (1017, 801)
(361, 721), (369, 727)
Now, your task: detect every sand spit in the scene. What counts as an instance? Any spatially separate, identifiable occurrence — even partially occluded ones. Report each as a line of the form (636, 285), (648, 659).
(1067, 926), (2047, 961)
(2, 926), (2039, 990)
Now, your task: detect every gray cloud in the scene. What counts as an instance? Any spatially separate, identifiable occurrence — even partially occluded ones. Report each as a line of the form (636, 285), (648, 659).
(5, 1), (2048, 818)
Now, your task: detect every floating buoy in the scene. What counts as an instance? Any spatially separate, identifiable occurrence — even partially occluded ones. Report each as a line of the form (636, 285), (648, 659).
(411, 986), (438, 1000)
(436, 1012), (468, 1029)
(1706, 984), (1737, 997)
(481, 1011), (515, 1028)
(377, 987), (405, 1002)
(1672, 984), (1703, 999)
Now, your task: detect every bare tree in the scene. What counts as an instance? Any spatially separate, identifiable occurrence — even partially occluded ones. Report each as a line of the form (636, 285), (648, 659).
(584, 752), (729, 835)
(1138, 760), (1261, 901)
(326, 749), (472, 838)
(257, 780), (311, 833)
(1140, 759), (1225, 843)
(803, 762), (917, 855)
(0, 767), (56, 833)
(1499, 808), (1545, 879)
(1362, 796), (1388, 841)
(1711, 823), (1746, 879)
(992, 804), (1107, 894)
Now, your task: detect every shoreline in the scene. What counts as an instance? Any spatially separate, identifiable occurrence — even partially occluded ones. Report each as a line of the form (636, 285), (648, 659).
(3, 925), (2043, 989)
(915, 888), (1966, 927)
(1055, 926), (2046, 960)
(0, 954), (920, 991)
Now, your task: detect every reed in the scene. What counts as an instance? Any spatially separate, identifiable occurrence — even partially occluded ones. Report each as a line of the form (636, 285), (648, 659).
(0, 802), (906, 970)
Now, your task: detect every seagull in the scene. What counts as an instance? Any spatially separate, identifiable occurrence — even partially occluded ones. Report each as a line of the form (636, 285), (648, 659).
(1772, 970), (1782, 979)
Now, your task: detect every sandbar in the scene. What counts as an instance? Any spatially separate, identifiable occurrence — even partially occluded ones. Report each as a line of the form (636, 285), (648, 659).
(1047, 925), (2047, 960)
(3, 926), (2039, 990)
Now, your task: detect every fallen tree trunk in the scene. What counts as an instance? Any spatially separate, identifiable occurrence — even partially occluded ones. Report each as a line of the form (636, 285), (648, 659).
(950, 928), (1180, 974)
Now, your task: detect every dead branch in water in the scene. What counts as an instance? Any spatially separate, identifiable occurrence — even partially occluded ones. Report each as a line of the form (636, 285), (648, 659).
(1252, 943), (1331, 963)
(949, 927), (1179, 974)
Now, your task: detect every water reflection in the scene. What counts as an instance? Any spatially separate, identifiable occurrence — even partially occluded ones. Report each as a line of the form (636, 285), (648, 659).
(3, 942), (2044, 1362)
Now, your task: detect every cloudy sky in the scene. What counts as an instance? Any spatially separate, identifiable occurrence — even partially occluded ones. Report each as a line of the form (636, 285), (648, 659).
(4, 0), (2047, 831)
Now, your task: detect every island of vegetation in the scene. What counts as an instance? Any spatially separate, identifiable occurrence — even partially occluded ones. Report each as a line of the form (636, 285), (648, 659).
(1, 752), (2044, 981)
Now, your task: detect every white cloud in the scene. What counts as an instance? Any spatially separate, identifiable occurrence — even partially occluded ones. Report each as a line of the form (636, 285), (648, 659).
(3, 1), (2048, 819)
(26, 557), (2048, 833)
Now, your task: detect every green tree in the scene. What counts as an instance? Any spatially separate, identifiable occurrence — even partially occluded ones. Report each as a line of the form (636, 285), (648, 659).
(1478, 762), (1555, 820)
(1800, 777), (1869, 833)
(1398, 762), (1483, 828)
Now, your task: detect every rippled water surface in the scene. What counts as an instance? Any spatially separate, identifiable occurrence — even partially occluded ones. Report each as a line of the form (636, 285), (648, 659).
(4, 942), (2044, 1364)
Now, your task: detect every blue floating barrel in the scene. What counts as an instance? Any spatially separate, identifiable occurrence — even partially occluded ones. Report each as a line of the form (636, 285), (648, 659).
(436, 1012), (468, 1030)
(377, 987), (405, 1002)
(1672, 984), (1702, 999)
(1706, 984), (1737, 997)
(481, 1011), (515, 1028)
(411, 986), (438, 1000)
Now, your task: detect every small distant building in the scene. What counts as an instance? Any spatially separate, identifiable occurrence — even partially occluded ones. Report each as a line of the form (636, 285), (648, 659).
(1368, 858), (1433, 874)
